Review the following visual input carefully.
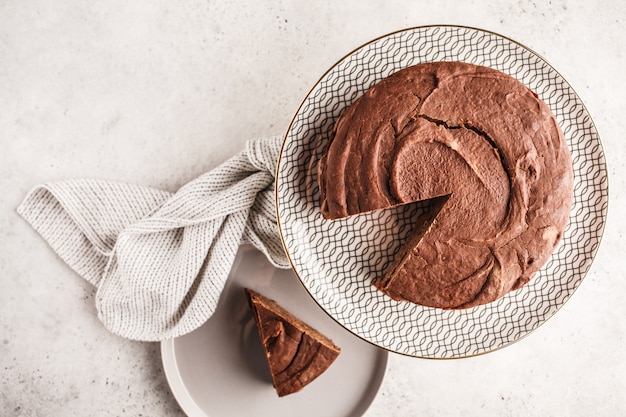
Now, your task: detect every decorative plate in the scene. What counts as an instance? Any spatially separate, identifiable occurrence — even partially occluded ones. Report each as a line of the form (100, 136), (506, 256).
(275, 25), (608, 358)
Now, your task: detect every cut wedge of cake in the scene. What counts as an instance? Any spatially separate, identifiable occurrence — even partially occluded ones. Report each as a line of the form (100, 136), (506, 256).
(245, 288), (341, 397)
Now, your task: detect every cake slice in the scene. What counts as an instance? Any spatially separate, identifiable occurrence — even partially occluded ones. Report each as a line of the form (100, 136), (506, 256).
(245, 288), (341, 397)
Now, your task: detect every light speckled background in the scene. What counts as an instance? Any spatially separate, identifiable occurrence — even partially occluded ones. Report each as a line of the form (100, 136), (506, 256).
(1, 1), (624, 416)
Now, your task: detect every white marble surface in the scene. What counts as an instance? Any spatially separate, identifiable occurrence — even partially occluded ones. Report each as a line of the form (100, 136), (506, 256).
(1, 0), (624, 416)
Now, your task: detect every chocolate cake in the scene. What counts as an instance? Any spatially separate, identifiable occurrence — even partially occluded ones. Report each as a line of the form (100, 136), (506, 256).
(318, 61), (574, 309)
(245, 288), (341, 396)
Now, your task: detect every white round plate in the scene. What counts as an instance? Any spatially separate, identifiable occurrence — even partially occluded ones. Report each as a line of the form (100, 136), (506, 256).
(276, 25), (608, 358)
(161, 245), (388, 417)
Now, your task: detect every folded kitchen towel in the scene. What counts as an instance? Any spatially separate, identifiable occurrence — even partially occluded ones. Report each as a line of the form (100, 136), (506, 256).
(17, 136), (290, 341)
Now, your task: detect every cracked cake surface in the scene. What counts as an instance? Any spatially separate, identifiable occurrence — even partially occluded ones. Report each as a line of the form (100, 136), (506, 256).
(318, 61), (574, 309)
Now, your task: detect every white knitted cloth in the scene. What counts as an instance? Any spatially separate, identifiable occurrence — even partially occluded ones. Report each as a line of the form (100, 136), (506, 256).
(17, 136), (290, 341)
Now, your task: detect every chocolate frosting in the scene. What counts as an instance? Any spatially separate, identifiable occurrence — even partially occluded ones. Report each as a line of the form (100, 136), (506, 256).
(318, 62), (574, 309)
(245, 288), (341, 396)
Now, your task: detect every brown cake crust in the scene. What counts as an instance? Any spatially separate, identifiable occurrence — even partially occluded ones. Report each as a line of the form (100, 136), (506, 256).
(318, 62), (574, 309)
(245, 288), (340, 396)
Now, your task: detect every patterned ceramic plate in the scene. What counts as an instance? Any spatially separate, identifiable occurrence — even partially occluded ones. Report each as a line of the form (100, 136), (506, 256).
(275, 26), (608, 358)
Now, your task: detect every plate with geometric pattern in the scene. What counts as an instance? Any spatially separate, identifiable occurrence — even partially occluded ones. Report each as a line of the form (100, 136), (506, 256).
(275, 25), (608, 358)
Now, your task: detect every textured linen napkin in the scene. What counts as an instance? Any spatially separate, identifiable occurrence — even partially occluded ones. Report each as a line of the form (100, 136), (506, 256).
(17, 136), (290, 341)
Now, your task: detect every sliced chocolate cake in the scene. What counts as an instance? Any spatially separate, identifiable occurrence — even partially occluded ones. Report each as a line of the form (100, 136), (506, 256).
(318, 61), (573, 309)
